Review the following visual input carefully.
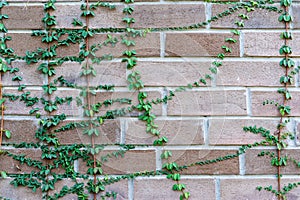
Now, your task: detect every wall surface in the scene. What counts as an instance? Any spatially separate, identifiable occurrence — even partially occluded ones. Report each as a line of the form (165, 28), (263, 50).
(0, 0), (300, 200)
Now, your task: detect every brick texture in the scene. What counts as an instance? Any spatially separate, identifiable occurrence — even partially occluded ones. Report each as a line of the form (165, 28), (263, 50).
(167, 90), (247, 116)
(165, 33), (240, 57)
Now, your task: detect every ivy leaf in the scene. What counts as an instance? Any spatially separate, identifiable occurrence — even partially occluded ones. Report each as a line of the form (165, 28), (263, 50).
(4, 130), (11, 139)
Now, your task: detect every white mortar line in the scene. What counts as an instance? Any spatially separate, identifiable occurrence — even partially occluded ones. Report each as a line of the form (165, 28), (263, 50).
(205, 2), (212, 30)
(156, 147), (162, 170)
(204, 117), (209, 146)
(246, 88), (252, 117)
(215, 178), (221, 200)
(239, 153), (246, 176)
(120, 118), (127, 144)
(160, 32), (165, 58)
(128, 178), (134, 200)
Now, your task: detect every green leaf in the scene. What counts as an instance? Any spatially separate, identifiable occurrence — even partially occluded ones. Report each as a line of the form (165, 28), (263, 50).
(0, 171), (7, 178)
(4, 130), (11, 139)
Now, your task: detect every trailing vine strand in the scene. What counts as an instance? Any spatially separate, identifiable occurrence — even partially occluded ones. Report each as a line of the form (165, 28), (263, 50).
(0, 0), (300, 199)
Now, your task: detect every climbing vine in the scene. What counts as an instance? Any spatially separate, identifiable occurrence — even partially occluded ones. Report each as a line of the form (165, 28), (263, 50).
(0, 0), (299, 199)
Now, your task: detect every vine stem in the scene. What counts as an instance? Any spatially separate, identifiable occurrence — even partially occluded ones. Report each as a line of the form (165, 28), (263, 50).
(84, 0), (97, 199)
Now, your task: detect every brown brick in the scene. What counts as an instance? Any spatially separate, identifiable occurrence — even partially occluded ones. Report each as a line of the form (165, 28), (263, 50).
(132, 4), (206, 28)
(0, 149), (42, 174)
(2, 5), (44, 29)
(55, 61), (127, 87)
(79, 150), (156, 174)
(3, 88), (46, 116)
(0, 178), (42, 200)
(245, 149), (300, 175)
(244, 32), (300, 57)
(2, 61), (45, 86)
(167, 89), (247, 116)
(292, 4), (300, 29)
(166, 149), (239, 175)
(221, 178), (300, 200)
(251, 90), (300, 116)
(55, 119), (121, 145)
(296, 121), (300, 146)
(126, 119), (204, 145)
(6, 33), (46, 57)
(2, 119), (39, 144)
(220, 178), (277, 200)
(49, 178), (128, 200)
(50, 89), (81, 116)
(89, 4), (206, 29)
(209, 118), (280, 145)
(54, 5), (85, 29)
(135, 61), (211, 87)
(89, 33), (160, 57)
(91, 91), (162, 116)
(165, 33), (239, 57)
(216, 61), (283, 87)
(211, 4), (284, 29)
(134, 178), (215, 200)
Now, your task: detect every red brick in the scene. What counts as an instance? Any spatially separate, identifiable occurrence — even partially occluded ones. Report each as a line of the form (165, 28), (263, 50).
(91, 91), (162, 116)
(2, 5), (44, 29)
(55, 119), (121, 145)
(89, 33), (160, 57)
(0, 178), (42, 199)
(79, 150), (156, 174)
(0, 149), (42, 174)
(251, 90), (300, 116)
(209, 118), (280, 145)
(292, 4), (300, 29)
(135, 61), (211, 87)
(134, 178), (215, 200)
(2, 119), (39, 144)
(126, 119), (204, 145)
(245, 149), (300, 175)
(244, 32), (300, 57)
(167, 89), (247, 116)
(211, 4), (284, 29)
(2, 61), (45, 86)
(55, 61), (127, 87)
(165, 33), (239, 57)
(216, 61), (283, 87)
(166, 149), (239, 175)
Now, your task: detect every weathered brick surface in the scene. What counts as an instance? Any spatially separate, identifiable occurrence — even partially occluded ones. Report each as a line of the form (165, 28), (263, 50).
(134, 178), (215, 199)
(245, 149), (300, 175)
(7, 33), (47, 57)
(165, 33), (239, 57)
(91, 90), (162, 116)
(2, 119), (39, 144)
(3, 88), (46, 116)
(167, 90), (247, 116)
(89, 33), (160, 57)
(55, 61), (127, 87)
(244, 32), (300, 57)
(0, 178), (42, 199)
(54, 5), (84, 28)
(2, 5), (44, 29)
(79, 150), (156, 174)
(0, 149), (42, 174)
(136, 61), (211, 86)
(126, 119), (204, 145)
(251, 90), (300, 116)
(211, 4), (284, 29)
(209, 118), (280, 145)
(2, 61), (45, 86)
(221, 178), (300, 200)
(55, 119), (121, 144)
(89, 4), (206, 29)
(216, 61), (284, 86)
(165, 149), (239, 175)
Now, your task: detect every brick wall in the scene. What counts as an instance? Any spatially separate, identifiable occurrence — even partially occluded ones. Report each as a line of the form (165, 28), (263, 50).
(0, 0), (300, 200)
